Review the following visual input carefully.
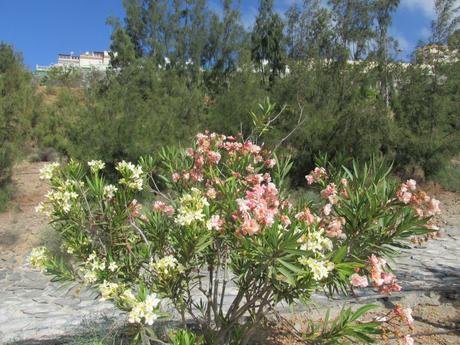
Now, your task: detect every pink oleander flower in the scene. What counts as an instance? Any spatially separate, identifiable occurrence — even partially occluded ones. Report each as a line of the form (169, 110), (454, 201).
(208, 215), (224, 231)
(153, 201), (174, 216)
(322, 203), (332, 216)
(129, 199), (142, 218)
(305, 167), (328, 184)
(326, 218), (345, 238)
(207, 151), (221, 165)
(190, 169), (203, 182)
(280, 215), (291, 226)
(321, 183), (337, 200)
(264, 159), (276, 168)
(382, 272), (395, 285)
(241, 218), (260, 236)
(237, 182), (280, 228)
(172, 172), (181, 183)
(401, 192), (412, 204)
(206, 188), (217, 199)
(402, 335), (414, 345)
(397, 183), (413, 204)
(295, 208), (318, 225)
(427, 198), (441, 215)
(395, 305), (414, 328)
(368, 254), (401, 293)
(186, 147), (194, 157)
(406, 179), (417, 191)
(246, 165), (255, 174)
(403, 307), (414, 327)
(246, 174), (264, 186)
(350, 273), (369, 288)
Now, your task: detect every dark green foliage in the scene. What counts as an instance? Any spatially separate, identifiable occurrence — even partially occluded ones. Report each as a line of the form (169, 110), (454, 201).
(0, 43), (38, 205)
(302, 304), (381, 344)
(68, 60), (206, 166)
(392, 62), (460, 177)
(251, 0), (285, 84)
(0, 0), (458, 195)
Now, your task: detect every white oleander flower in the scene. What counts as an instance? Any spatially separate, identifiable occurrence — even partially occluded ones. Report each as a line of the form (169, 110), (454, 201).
(103, 184), (118, 199)
(108, 262), (118, 272)
(83, 269), (98, 284)
(99, 280), (119, 301)
(299, 257), (334, 281)
(299, 228), (333, 254)
(121, 289), (136, 304)
(150, 255), (184, 278)
(175, 188), (209, 226)
(39, 162), (60, 180)
(35, 202), (51, 216)
(127, 292), (161, 325)
(116, 161), (144, 190)
(29, 247), (49, 271)
(88, 160), (105, 173)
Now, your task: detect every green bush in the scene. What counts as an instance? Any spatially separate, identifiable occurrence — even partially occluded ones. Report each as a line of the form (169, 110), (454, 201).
(32, 133), (436, 344)
(0, 42), (38, 204)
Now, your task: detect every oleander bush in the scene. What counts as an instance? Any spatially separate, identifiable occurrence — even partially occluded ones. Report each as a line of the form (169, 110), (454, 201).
(32, 132), (440, 344)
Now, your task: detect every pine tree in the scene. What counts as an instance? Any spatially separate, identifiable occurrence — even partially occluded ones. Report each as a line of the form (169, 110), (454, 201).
(431, 0), (460, 45)
(251, 0), (285, 84)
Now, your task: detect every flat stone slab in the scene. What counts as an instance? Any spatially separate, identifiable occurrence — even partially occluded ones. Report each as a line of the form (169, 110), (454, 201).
(1, 218), (459, 344)
(0, 267), (124, 344)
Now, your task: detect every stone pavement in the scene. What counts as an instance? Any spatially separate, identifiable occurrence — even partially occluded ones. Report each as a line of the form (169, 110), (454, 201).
(1, 216), (459, 344)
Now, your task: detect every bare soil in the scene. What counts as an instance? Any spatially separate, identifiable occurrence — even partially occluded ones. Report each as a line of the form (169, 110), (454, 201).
(0, 161), (49, 268)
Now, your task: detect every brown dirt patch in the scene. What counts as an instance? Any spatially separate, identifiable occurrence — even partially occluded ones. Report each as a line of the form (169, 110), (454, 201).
(0, 161), (49, 268)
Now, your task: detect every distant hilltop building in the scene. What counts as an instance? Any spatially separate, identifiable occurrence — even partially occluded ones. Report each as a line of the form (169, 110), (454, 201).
(415, 44), (459, 64)
(35, 51), (111, 73)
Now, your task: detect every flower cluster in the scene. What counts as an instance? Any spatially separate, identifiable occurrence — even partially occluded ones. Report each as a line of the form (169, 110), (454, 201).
(175, 188), (209, 226)
(298, 257), (334, 281)
(39, 162), (60, 180)
(368, 254), (401, 294)
(121, 289), (161, 325)
(397, 179), (441, 217)
(298, 228), (333, 254)
(236, 180), (280, 235)
(103, 184), (118, 199)
(116, 161), (144, 191)
(99, 280), (120, 301)
(88, 160), (105, 174)
(393, 304), (414, 329)
(207, 214), (225, 231)
(153, 201), (175, 216)
(305, 167), (328, 185)
(81, 252), (106, 284)
(29, 247), (49, 271)
(36, 180), (80, 216)
(350, 255), (402, 294)
(150, 255), (184, 279)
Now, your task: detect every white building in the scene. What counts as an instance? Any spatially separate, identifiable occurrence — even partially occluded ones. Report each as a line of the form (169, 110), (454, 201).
(36, 51), (111, 72)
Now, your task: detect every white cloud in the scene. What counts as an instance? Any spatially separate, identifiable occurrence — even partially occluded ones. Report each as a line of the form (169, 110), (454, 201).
(401, 0), (460, 18)
(401, 0), (435, 17)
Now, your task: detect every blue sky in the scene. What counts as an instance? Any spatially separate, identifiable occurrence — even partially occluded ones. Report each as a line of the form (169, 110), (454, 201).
(0, 0), (442, 70)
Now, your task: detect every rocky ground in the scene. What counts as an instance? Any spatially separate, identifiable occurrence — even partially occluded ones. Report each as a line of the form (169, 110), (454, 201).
(0, 162), (459, 344)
